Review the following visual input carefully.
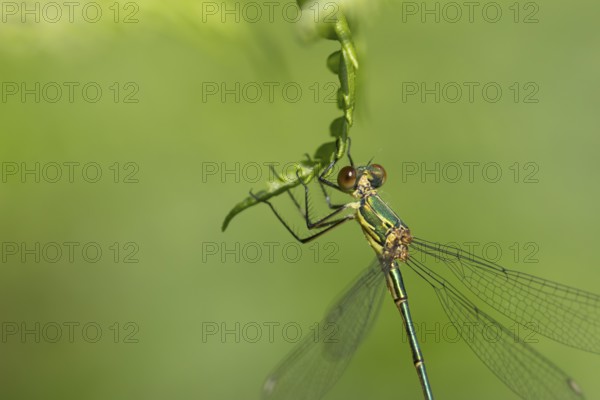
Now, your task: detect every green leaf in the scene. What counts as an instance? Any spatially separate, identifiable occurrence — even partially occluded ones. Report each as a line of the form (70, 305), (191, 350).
(327, 51), (341, 75)
(221, 139), (344, 231)
(222, 1), (359, 232)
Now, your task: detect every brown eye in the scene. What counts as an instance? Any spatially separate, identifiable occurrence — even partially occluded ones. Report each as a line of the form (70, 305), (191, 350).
(337, 166), (357, 191)
(371, 164), (387, 186)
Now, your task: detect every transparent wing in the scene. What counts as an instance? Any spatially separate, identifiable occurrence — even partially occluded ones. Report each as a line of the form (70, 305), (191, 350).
(412, 237), (600, 354)
(262, 259), (386, 400)
(406, 256), (585, 400)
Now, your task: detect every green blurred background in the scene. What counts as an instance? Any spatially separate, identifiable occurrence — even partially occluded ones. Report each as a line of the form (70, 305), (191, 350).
(1, 1), (599, 399)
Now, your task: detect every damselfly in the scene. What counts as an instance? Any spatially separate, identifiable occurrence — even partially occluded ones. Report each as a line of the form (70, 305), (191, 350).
(249, 142), (599, 400)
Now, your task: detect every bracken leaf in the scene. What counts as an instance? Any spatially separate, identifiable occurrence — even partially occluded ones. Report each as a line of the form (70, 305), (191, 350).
(222, 1), (359, 232)
(221, 139), (345, 231)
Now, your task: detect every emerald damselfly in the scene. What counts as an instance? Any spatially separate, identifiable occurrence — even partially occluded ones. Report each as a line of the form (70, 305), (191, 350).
(249, 143), (599, 400)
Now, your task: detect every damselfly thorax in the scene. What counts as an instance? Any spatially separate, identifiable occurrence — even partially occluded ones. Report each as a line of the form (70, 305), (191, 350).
(350, 166), (413, 263)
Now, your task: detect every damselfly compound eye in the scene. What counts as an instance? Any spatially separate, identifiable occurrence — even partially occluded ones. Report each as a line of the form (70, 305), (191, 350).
(371, 164), (387, 186)
(337, 166), (357, 191)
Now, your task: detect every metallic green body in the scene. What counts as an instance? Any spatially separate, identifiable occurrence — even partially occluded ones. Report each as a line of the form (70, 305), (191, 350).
(356, 193), (404, 251)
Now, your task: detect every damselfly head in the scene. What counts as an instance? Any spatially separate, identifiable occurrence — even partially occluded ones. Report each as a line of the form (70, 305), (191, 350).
(337, 164), (387, 192)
